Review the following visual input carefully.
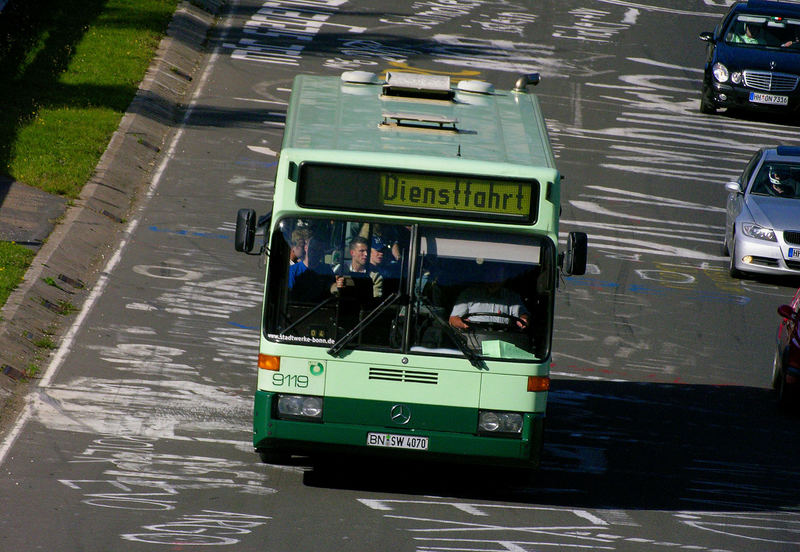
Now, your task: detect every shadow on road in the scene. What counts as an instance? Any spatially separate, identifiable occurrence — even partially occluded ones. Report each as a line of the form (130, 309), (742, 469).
(301, 380), (799, 512)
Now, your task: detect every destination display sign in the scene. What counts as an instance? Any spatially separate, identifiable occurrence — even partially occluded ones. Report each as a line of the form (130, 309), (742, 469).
(297, 163), (538, 223)
(380, 172), (531, 216)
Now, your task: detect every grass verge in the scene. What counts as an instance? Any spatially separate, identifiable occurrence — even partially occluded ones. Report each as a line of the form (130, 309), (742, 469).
(0, 0), (178, 310)
(1, 0), (179, 197)
(0, 243), (35, 308)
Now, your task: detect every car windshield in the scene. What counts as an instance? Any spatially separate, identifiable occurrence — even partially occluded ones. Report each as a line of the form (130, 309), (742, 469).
(724, 14), (800, 49)
(750, 162), (800, 199)
(263, 217), (556, 361)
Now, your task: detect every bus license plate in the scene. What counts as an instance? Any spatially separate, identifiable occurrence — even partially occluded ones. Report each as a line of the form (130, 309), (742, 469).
(366, 432), (428, 450)
(790, 247), (800, 258)
(749, 92), (789, 105)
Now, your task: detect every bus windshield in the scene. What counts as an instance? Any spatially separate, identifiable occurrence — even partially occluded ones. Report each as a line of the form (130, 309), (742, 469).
(265, 217), (556, 361)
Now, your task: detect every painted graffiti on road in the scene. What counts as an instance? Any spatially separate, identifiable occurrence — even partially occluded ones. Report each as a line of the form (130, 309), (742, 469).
(356, 497), (800, 551)
(59, 437), (273, 546)
(122, 510), (271, 545)
(224, 0), (364, 65)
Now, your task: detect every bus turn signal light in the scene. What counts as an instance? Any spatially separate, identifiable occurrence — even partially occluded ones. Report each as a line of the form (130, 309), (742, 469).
(527, 376), (550, 392)
(258, 354), (280, 371)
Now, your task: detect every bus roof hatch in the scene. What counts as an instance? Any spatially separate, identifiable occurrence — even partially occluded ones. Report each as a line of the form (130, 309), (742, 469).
(383, 72), (454, 100)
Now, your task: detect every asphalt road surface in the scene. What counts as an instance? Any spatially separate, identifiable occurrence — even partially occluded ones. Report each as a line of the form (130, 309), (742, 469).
(1, 1), (799, 550)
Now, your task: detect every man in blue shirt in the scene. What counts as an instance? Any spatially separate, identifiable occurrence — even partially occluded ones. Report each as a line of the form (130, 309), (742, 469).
(289, 237), (334, 302)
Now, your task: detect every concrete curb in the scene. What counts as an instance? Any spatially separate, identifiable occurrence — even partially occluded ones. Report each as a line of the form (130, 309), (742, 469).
(0, 1), (223, 424)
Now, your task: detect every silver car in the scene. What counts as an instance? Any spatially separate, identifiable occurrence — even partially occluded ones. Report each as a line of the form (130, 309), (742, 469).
(724, 145), (800, 278)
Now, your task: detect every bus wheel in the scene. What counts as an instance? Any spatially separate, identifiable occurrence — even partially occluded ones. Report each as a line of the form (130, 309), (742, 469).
(258, 448), (290, 465)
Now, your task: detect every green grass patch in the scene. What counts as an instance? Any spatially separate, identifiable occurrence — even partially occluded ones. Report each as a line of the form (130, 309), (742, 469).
(0, 243), (36, 307)
(0, 0), (178, 311)
(0, 0), (179, 198)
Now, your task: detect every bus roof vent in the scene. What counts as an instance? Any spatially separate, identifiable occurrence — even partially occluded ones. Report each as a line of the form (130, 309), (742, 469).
(456, 79), (495, 95)
(383, 72), (454, 100)
(380, 111), (458, 131)
(340, 70), (380, 85)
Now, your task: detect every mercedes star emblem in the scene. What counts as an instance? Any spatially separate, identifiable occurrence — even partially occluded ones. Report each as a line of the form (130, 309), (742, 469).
(390, 404), (411, 425)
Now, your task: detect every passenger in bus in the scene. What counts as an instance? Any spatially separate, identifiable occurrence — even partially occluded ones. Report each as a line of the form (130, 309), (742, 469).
(448, 263), (529, 330)
(359, 222), (407, 262)
(289, 227), (311, 265)
(370, 236), (400, 279)
(288, 236), (335, 302)
(332, 236), (383, 298)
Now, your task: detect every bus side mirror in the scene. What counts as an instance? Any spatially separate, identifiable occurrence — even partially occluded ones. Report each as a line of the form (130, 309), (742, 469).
(561, 231), (588, 276)
(235, 208), (257, 253)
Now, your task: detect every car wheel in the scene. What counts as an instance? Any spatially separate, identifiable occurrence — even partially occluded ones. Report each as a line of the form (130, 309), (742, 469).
(700, 84), (717, 114)
(728, 235), (742, 278)
(722, 229), (730, 256)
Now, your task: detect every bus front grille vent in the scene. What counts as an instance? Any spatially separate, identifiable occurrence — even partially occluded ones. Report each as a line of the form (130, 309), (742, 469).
(369, 367), (438, 385)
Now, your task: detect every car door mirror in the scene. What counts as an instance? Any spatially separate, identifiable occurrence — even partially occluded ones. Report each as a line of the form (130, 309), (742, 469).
(699, 31), (714, 43)
(778, 304), (797, 320)
(725, 181), (742, 194)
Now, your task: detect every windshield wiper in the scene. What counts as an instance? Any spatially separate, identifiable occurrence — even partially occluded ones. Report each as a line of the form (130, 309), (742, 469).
(280, 295), (337, 337)
(327, 292), (401, 356)
(417, 296), (484, 370)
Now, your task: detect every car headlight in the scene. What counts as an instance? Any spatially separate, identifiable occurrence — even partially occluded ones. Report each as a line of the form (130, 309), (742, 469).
(742, 223), (776, 242)
(276, 394), (323, 420)
(731, 71), (742, 84)
(712, 62), (729, 83)
(478, 410), (523, 435)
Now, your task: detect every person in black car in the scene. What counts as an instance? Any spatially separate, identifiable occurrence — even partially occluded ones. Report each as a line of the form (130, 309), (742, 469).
(699, 1), (800, 115)
(730, 22), (766, 45)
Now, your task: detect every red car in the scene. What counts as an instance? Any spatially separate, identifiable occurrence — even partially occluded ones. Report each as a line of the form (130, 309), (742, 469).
(774, 287), (800, 409)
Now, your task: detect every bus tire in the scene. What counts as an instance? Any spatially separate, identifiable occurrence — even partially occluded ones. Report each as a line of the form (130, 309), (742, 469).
(257, 448), (290, 465)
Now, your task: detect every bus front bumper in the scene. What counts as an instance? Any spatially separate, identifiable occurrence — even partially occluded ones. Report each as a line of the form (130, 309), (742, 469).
(253, 390), (544, 468)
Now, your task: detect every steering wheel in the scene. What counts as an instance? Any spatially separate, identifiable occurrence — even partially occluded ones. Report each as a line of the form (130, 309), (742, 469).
(462, 311), (527, 331)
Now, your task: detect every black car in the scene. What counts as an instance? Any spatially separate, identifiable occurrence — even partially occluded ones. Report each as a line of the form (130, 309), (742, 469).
(699, 0), (800, 115)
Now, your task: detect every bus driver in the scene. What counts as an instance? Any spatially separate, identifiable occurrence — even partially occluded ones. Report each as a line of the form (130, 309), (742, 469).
(448, 263), (530, 330)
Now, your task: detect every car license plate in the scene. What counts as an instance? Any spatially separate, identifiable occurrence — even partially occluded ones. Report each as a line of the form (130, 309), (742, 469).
(366, 432), (428, 450)
(749, 92), (789, 105)
(790, 247), (800, 258)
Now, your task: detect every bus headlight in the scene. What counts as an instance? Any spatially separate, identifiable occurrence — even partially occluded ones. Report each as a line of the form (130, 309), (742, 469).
(478, 411), (523, 435)
(276, 394), (323, 420)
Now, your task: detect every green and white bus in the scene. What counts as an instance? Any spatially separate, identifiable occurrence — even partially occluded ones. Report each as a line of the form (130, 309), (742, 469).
(234, 70), (587, 468)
